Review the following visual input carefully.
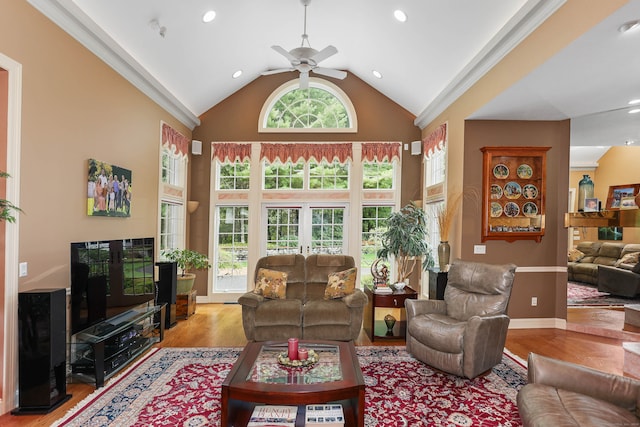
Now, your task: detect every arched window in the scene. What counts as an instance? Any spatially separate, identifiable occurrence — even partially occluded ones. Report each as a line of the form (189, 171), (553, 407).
(259, 77), (357, 133)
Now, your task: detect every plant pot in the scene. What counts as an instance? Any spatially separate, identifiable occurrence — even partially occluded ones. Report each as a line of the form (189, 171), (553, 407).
(176, 273), (196, 294)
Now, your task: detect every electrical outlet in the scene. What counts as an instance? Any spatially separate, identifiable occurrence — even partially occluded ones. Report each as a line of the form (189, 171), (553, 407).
(473, 245), (486, 254)
(531, 296), (538, 306)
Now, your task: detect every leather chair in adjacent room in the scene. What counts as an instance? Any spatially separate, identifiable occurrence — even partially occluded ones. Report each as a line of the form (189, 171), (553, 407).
(405, 259), (517, 379)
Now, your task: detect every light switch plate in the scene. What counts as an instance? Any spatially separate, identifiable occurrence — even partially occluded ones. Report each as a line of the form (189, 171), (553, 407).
(19, 262), (27, 277)
(473, 245), (486, 254)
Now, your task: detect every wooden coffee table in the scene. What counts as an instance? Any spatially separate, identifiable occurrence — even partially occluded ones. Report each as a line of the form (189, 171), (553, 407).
(221, 340), (365, 426)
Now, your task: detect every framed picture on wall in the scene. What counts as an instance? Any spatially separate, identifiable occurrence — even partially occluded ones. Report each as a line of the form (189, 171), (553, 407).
(87, 158), (132, 217)
(598, 226), (623, 241)
(606, 184), (640, 210)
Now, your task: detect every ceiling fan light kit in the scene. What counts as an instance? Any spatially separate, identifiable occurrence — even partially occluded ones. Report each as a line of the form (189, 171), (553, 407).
(262, 0), (346, 89)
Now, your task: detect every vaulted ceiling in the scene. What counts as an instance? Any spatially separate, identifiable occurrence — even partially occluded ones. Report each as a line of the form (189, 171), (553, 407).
(28, 0), (640, 167)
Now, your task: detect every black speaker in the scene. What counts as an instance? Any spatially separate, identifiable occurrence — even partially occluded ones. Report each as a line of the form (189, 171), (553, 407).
(156, 262), (177, 329)
(13, 288), (71, 414)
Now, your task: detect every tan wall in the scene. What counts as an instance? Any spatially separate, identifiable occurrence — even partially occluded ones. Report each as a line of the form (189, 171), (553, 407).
(570, 147), (640, 244)
(464, 120), (570, 320)
(0, 1), (191, 293)
(420, 0), (627, 322)
(191, 72), (423, 296)
(0, 68), (8, 398)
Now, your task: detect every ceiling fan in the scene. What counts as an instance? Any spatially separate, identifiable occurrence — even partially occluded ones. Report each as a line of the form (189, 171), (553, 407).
(262, 0), (347, 89)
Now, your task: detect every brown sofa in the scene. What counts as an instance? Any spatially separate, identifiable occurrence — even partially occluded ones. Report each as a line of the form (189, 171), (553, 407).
(517, 353), (640, 426)
(567, 241), (640, 292)
(237, 253), (368, 341)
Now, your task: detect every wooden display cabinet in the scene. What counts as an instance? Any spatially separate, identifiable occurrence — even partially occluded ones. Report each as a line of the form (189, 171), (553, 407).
(481, 146), (550, 242)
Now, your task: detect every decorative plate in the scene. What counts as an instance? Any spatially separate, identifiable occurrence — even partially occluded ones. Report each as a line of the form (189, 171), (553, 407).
(491, 184), (503, 199)
(517, 164), (533, 179)
(504, 202), (520, 217)
(490, 202), (503, 218)
(277, 350), (319, 368)
(493, 164), (509, 179)
(523, 202), (538, 217)
(503, 182), (522, 199)
(523, 184), (538, 200)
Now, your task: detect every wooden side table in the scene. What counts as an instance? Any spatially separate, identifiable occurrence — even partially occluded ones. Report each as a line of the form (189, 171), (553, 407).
(363, 286), (417, 341)
(176, 289), (197, 319)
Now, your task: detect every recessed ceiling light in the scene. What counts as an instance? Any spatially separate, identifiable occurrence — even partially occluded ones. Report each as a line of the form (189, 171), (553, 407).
(629, 108), (640, 114)
(625, 140), (636, 146)
(629, 99), (640, 105)
(203, 10), (216, 23)
(372, 70), (382, 79)
(232, 70), (243, 79)
(393, 10), (407, 23)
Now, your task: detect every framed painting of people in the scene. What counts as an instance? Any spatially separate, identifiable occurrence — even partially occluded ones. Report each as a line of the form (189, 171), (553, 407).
(87, 159), (132, 217)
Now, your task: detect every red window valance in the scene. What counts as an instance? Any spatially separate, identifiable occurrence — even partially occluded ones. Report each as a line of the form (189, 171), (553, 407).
(260, 143), (352, 164)
(361, 142), (401, 162)
(212, 143), (252, 162)
(423, 123), (447, 157)
(161, 123), (189, 157)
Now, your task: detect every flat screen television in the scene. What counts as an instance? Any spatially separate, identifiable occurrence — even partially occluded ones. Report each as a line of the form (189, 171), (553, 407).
(70, 237), (156, 335)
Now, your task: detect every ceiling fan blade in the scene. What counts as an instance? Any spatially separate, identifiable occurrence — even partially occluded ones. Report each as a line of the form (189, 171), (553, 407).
(310, 45), (338, 63)
(299, 71), (310, 89)
(262, 68), (295, 76)
(271, 45), (297, 63)
(313, 67), (347, 80)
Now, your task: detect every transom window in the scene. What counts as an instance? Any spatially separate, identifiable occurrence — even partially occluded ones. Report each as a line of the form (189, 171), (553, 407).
(263, 160), (305, 190)
(217, 160), (250, 190)
(259, 78), (357, 133)
(309, 160), (350, 190)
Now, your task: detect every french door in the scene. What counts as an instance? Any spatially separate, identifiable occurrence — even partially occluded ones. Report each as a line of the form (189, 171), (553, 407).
(262, 203), (348, 256)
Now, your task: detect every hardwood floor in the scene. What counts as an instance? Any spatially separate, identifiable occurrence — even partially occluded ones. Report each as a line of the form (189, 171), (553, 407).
(0, 303), (636, 426)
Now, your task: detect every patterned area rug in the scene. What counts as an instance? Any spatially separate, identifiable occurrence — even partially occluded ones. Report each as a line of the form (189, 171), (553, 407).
(567, 281), (640, 306)
(53, 346), (527, 427)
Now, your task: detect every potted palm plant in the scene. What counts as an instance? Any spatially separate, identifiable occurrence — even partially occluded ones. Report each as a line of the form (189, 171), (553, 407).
(377, 202), (434, 287)
(162, 248), (212, 294)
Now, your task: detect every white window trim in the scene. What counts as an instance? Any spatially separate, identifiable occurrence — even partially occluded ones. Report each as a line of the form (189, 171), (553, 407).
(258, 77), (358, 133)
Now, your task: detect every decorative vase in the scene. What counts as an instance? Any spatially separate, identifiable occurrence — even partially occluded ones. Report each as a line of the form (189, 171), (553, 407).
(577, 174), (594, 212)
(176, 273), (196, 294)
(438, 241), (451, 272)
(384, 314), (396, 335)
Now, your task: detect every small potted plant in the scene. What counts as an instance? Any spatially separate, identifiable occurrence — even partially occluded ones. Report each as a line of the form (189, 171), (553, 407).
(162, 248), (212, 294)
(377, 202), (434, 287)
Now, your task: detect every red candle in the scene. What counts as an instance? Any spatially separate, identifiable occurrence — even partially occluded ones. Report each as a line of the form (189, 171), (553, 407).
(298, 348), (308, 360)
(287, 338), (299, 360)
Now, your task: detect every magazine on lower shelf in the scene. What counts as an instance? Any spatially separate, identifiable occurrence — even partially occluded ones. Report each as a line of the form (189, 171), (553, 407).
(248, 405), (297, 427)
(305, 404), (344, 427)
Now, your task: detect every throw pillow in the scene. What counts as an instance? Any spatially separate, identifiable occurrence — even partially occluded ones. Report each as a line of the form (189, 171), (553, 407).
(254, 268), (288, 299)
(568, 248), (585, 262)
(324, 267), (358, 299)
(615, 252), (640, 267)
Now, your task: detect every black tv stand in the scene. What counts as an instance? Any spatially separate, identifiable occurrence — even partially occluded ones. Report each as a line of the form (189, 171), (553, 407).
(70, 303), (165, 388)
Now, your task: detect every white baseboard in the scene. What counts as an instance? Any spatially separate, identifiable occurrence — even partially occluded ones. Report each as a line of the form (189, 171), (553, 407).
(509, 317), (566, 329)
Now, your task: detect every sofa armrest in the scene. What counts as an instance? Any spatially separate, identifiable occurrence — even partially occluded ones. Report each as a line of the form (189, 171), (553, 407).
(527, 353), (640, 411)
(237, 291), (264, 308)
(405, 299), (446, 320)
(342, 289), (368, 308)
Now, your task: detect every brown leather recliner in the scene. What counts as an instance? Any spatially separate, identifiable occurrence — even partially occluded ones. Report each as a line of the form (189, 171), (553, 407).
(517, 353), (640, 426)
(405, 259), (516, 379)
(238, 254), (368, 342)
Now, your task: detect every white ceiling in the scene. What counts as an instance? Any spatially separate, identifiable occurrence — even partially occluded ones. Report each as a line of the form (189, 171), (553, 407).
(28, 0), (640, 167)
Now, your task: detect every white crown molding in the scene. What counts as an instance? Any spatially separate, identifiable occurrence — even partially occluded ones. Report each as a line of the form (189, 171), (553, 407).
(27, 0), (200, 130)
(414, 0), (567, 129)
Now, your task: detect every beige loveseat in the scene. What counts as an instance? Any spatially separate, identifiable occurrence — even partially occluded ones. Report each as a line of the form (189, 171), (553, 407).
(237, 254), (368, 342)
(567, 241), (640, 288)
(517, 353), (640, 426)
